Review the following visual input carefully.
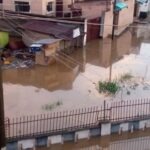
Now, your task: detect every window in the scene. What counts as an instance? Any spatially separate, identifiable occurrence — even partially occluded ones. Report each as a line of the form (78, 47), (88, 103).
(47, 2), (53, 12)
(15, 1), (30, 12)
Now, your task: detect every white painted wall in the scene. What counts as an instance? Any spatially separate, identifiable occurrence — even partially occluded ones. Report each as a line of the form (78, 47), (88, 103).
(139, 0), (149, 13)
(102, 5), (113, 38)
(63, 0), (72, 14)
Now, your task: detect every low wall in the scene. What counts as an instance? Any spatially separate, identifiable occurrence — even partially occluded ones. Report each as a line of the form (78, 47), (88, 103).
(6, 118), (150, 150)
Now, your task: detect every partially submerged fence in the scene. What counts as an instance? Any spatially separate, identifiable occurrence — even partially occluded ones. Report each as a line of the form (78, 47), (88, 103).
(5, 99), (150, 140)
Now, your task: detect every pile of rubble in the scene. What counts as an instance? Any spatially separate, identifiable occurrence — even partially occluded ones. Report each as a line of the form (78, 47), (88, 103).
(1, 49), (35, 69)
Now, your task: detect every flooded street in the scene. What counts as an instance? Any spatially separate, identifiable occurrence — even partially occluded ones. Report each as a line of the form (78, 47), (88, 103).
(3, 24), (150, 118)
(37, 130), (150, 150)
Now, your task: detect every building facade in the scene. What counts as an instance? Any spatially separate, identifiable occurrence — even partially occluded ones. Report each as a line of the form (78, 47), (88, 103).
(3, 0), (56, 16)
(102, 0), (135, 37)
(2, 0), (135, 40)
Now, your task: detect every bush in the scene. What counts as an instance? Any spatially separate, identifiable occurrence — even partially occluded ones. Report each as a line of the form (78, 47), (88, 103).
(99, 81), (119, 94)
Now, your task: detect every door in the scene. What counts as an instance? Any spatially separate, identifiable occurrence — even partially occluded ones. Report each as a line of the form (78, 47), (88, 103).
(56, 0), (63, 17)
(87, 17), (101, 42)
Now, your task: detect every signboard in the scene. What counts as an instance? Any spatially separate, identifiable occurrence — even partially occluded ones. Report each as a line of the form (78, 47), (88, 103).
(73, 28), (80, 38)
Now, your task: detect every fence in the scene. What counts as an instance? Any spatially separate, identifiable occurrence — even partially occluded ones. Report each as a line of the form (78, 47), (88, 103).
(5, 99), (150, 141)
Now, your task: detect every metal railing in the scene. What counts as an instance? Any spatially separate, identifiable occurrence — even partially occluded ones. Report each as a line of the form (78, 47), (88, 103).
(5, 99), (150, 141)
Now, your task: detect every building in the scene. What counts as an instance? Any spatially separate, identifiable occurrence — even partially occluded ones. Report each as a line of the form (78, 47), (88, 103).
(114, 0), (135, 36)
(20, 20), (82, 52)
(2, 0), (135, 42)
(134, 0), (150, 19)
(69, 0), (135, 42)
(0, 0), (2, 9)
(63, 0), (135, 40)
(3, 0), (56, 16)
(2, 0), (81, 17)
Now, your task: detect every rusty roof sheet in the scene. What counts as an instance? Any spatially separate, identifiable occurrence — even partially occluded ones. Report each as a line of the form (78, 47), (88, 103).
(20, 20), (77, 40)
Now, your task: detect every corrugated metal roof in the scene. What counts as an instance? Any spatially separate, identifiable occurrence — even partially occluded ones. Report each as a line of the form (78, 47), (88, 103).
(34, 38), (61, 45)
(20, 20), (77, 40)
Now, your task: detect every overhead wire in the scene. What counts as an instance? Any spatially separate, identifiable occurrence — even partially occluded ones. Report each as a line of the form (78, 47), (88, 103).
(56, 49), (110, 82)
(0, 3), (150, 29)
(3, 15), (42, 43)
(1, 11), (150, 30)
(57, 51), (83, 66)
(53, 53), (96, 83)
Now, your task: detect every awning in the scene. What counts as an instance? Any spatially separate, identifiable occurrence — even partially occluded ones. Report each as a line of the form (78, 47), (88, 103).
(115, 2), (128, 11)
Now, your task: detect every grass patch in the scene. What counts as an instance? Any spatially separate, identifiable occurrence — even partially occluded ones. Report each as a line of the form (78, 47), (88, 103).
(42, 101), (63, 111)
(99, 81), (119, 94)
(119, 73), (133, 82)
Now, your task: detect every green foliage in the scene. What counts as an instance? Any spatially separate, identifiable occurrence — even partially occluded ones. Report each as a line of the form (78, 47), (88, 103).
(99, 81), (119, 94)
(0, 32), (9, 48)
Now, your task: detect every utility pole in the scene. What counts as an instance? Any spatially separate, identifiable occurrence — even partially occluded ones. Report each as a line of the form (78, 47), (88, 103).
(0, 59), (6, 149)
(0, 2), (6, 148)
(112, 0), (117, 40)
(109, 0), (117, 81)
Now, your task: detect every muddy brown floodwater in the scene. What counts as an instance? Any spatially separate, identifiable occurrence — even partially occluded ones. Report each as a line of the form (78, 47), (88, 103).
(37, 129), (150, 150)
(2, 24), (150, 118)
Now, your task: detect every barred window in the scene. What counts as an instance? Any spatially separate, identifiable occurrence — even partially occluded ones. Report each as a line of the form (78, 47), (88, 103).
(15, 1), (30, 12)
(47, 2), (53, 12)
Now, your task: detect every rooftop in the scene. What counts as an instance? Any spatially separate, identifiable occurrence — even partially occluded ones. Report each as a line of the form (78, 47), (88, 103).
(20, 20), (79, 40)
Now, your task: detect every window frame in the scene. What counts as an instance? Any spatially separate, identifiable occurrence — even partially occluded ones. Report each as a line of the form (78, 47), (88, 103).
(47, 1), (53, 12)
(15, 1), (30, 12)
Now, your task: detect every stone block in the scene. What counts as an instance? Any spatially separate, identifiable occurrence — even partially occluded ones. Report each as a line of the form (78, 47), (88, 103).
(120, 123), (129, 132)
(75, 130), (90, 140)
(47, 135), (63, 146)
(139, 119), (150, 129)
(18, 139), (35, 150)
(101, 123), (111, 136)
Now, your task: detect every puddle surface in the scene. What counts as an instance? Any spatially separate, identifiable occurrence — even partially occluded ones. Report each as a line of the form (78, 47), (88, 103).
(3, 24), (150, 117)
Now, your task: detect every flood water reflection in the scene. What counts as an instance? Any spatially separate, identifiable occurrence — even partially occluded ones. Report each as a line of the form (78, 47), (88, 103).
(3, 24), (150, 117)
(2, 25), (148, 90)
(37, 130), (150, 150)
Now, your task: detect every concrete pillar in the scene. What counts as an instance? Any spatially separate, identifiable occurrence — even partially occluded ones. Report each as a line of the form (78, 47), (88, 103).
(130, 125), (134, 133)
(139, 119), (150, 130)
(119, 123), (129, 133)
(47, 135), (63, 147)
(18, 139), (35, 150)
(101, 123), (111, 136)
(75, 130), (90, 141)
